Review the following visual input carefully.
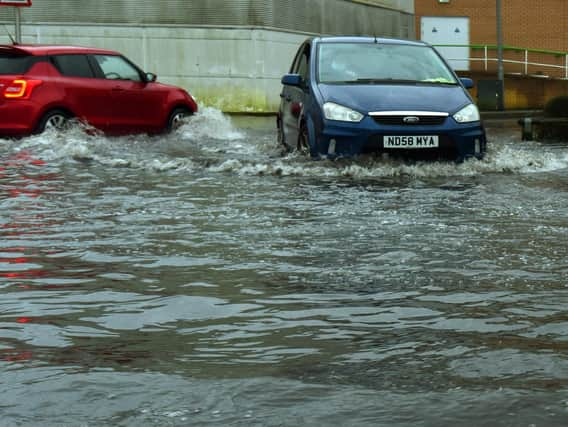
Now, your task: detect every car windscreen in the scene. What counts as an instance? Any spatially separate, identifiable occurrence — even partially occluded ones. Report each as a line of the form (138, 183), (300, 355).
(317, 43), (458, 85)
(0, 54), (33, 75)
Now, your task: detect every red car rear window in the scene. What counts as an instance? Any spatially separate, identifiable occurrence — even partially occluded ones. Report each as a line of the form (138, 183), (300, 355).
(0, 54), (34, 75)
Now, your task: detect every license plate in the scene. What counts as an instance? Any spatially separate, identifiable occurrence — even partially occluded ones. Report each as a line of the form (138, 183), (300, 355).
(384, 135), (439, 149)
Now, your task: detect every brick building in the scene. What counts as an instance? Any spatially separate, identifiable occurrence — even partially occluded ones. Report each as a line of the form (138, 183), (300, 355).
(415, 0), (568, 110)
(415, 0), (568, 77)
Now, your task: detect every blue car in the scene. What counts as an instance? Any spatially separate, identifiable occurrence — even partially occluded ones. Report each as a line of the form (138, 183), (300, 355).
(277, 36), (487, 161)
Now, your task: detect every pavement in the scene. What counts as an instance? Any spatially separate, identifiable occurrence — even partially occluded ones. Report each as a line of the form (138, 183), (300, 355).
(481, 109), (542, 129)
(481, 109), (542, 120)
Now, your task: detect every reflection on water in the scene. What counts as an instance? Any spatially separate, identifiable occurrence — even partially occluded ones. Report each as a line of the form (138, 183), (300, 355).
(1, 110), (568, 426)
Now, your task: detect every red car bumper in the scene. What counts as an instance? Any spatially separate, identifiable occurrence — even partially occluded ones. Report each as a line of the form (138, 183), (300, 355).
(0, 100), (39, 137)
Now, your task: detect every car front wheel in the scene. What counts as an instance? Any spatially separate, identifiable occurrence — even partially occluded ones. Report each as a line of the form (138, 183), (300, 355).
(277, 117), (291, 153)
(298, 123), (312, 156)
(35, 109), (71, 134)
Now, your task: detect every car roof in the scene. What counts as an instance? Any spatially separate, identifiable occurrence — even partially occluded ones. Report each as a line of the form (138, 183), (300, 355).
(0, 44), (121, 56)
(311, 36), (429, 47)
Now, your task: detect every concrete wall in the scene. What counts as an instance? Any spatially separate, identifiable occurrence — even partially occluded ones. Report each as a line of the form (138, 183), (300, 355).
(0, 0), (414, 29)
(353, 0), (413, 14)
(5, 24), (310, 113)
(0, 0), (415, 113)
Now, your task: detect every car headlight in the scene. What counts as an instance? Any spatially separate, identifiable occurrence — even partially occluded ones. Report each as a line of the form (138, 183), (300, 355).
(453, 104), (480, 123)
(323, 102), (364, 122)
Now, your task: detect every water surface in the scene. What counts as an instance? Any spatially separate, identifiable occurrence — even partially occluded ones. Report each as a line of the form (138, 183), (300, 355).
(1, 109), (568, 426)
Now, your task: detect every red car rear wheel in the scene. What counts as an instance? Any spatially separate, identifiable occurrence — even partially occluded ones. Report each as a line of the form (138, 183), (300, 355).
(35, 109), (72, 134)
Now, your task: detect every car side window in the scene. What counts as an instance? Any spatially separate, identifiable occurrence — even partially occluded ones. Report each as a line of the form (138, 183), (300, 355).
(296, 54), (308, 81)
(294, 46), (311, 84)
(51, 54), (95, 78)
(92, 55), (142, 82)
(290, 45), (303, 72)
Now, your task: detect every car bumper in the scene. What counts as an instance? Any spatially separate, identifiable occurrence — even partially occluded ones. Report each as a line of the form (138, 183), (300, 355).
(315, 116), (487, 161)
(0, 102), (37, 137)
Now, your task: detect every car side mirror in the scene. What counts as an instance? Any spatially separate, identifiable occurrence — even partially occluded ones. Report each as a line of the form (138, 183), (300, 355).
(281, 73), (302, 87)
(460, 78), (474, 89)
(145, 72), (157, 83)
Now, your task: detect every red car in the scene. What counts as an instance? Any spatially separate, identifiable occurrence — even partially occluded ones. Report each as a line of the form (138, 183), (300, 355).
(0, 44), (198, 137)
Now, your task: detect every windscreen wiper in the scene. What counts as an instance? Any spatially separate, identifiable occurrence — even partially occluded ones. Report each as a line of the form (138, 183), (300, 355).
(352, 78), (458, 85)
(354, 78), (420, 84)
(420, 78), (458, 85)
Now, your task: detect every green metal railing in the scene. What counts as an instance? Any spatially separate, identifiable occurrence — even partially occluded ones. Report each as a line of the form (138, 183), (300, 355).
(434, 44), (568, 79)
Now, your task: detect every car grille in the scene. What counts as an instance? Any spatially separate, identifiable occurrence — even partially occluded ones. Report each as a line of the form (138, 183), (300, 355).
(371, 114), (448, 126)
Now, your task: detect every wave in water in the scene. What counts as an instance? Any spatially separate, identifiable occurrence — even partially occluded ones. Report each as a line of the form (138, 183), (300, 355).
(209, 143), (568, 178)
(2, 109), (568, 178)
(181, 107), (245, 141)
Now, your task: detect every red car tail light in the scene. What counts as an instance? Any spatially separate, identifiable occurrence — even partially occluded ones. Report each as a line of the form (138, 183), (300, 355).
(4, 79), (43, 99)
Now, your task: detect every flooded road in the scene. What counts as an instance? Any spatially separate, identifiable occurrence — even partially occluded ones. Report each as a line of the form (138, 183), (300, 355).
(1, 109), (568, 426)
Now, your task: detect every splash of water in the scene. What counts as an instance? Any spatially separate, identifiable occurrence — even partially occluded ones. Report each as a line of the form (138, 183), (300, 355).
(2, 111), (568, 179)
(209, 142), (568, 178)
(180, 107), (244, 141)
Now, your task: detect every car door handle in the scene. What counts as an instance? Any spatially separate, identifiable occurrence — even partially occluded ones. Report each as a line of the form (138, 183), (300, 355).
(112, 87), (125, 92)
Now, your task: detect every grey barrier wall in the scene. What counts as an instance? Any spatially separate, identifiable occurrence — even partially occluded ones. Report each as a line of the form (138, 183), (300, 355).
(0, 0), (415, 113)
(0, 0), (414, 35)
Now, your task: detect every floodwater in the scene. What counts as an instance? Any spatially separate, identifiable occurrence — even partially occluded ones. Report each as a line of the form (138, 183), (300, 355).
(1, 109), (568, 427)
